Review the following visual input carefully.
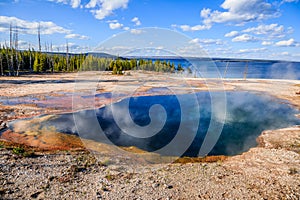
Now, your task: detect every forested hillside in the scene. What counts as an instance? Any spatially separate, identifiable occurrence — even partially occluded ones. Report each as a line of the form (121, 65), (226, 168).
(0, 47), (184, 76)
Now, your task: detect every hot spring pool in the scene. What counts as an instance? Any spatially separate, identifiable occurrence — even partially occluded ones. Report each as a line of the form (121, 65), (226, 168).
(9, 91), (300, 157)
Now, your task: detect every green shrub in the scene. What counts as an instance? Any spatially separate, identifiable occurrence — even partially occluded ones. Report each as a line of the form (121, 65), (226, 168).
(12, 147), (25, 155)
(12, 147), (34, 157)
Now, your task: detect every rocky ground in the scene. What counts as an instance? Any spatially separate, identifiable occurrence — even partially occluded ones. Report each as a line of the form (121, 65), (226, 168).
(1, 127), (299, 200)
(0, 72), (300, 199)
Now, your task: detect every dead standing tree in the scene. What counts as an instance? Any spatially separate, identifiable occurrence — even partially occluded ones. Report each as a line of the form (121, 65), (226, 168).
(0, 48), (3, 76)
(14, 26), (22, 76)
(4, 42), (10, 75)
(9, 24), (15, 76)
(66, 41), (69, 72)
(50, 42), (54, 73)
(29, 44), (33, 72)
(38, 23), (41, 53)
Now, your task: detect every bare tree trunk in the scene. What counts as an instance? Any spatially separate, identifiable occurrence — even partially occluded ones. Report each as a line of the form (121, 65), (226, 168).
(16, 52), (19, 76)
(66, 41), (69, 72)
(29, 44), (32, 72)
(4, 44), (9, 76)
(0, 53), (3, 76)
(9, 24), (12, 50)
(45, 42), (48, 73)
(10, 49), (14, 76)
(9, 24), (14, 76)
(16, 54), (22, 76)
(15, 26), (20, 76)
(38, 23), (41, 52)
(51, 42), (54, 73)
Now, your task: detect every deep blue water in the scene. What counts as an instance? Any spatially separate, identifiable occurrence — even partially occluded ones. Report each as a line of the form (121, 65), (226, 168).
(12, 91), (299, 157)
(93, 92), (299, 156)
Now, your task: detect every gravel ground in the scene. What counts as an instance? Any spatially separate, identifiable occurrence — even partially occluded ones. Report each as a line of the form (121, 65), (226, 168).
(0, 72), (300, 199)
(0, 140), (299, 200)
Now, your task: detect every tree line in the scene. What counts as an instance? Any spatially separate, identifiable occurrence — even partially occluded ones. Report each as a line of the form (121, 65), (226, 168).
(0, 46), (185, 76)
(0, 46), (86, 75)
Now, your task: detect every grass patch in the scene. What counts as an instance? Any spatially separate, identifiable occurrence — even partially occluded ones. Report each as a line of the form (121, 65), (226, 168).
(12, 147), (25, 155)
(12, 146), (35, 157)
(105, 173), (114, 181)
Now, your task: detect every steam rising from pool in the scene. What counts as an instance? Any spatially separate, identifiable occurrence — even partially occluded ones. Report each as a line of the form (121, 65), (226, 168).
(9, 92), (300, 157)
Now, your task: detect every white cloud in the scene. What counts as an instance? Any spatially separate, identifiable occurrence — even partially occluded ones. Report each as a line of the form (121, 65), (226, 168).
(281, 51), (289, 56)
(70, 0), (81, 8)
(190, 38), (224, 45)
(242, 24), (287, 38)
(52, 42), (91, 53)
(261, 41), (273, 46)
(85, 0), (97, 8)
(131, 17), (141, 26)
(15, 40), (30, 49)
(109, 22), (123, 30)
(232, 34), (259, 42)
(275, 38), (298, 47)
(238, 47), (266, 53)
(225, 23), (293, 43)
(0, 40), (30, 49)
(130, 29), (143, 34)
(123, 27), (130, 31)
(86, 0), (129, 20)
(179, 25), (191, 31)
(48, 0), (68, 5)
(189, 38), (201, 44)
(224, 30), (239, 37)
(200, 8), (211, 18)
(201, 0), (279, 26)
(48, 0), (81, 8)
(287, 27), (294, 34)
(281, 0), (298, 3)
(0, 15), (71, 35)
(106, 19), (118, 23)
(177, 24), (211, 31)
(65, 33), (89, 40)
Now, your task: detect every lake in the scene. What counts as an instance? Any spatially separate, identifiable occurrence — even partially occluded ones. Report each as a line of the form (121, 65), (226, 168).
(139, 58), (300, 79)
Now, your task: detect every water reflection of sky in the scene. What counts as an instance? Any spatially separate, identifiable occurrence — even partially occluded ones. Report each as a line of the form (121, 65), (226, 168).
(9, 91), (300, 157)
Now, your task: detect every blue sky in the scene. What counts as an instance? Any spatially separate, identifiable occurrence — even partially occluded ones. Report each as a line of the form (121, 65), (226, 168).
(0, 0), (299, 61)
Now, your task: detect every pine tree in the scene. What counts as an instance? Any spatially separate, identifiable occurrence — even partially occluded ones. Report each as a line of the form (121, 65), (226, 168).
(112, 63), (117, 74)
(33, 53), (40, 72)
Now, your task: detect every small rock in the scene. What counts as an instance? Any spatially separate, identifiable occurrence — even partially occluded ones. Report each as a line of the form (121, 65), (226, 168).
(30, 191), (43, 198)
(166, 185), (173, 189)
(102, 186), (109, 192)
(96, 191), (102, 199)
